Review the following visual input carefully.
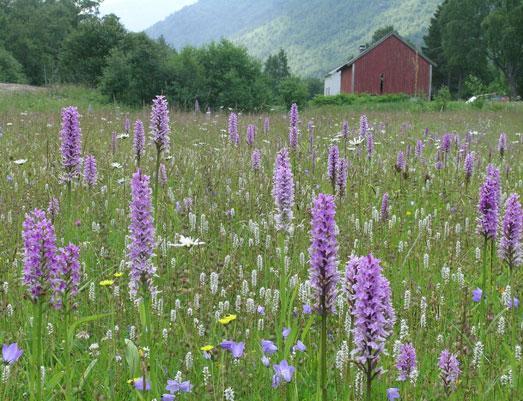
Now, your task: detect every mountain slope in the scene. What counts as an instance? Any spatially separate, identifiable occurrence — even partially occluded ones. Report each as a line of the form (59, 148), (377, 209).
(146, 0), (441, 77)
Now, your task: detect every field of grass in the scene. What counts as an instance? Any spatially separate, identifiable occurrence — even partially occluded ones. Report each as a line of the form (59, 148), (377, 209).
(0, 89), (522, 401)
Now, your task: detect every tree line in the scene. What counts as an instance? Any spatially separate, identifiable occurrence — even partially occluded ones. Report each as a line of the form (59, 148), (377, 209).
(0, 0), (321, 110)
(423, 0), (523, 99)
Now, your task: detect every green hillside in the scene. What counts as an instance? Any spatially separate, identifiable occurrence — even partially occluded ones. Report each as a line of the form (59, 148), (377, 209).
(146, 0), (442, 77)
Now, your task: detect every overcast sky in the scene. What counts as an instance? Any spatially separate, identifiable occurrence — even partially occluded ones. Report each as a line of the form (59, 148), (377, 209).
(99, 0), (198, 32)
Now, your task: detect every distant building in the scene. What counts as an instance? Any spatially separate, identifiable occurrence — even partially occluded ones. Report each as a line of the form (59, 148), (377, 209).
(324, 33), (435, 99)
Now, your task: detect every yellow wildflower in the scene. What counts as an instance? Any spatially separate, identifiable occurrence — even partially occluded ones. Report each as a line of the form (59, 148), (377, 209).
(200, 345), (214, 352)
(113, 272), (124, 278)
(218, 314), (237, 325)
(99, 279), (114, 287)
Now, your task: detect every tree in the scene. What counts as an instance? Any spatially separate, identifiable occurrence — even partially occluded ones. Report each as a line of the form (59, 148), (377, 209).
(99, 33), (172, 105)
(0, 45), (26, 83)
(423, 0), (491, 97)
(482, 0), (523, 98)
(264, 49), (290, 83)
(166, 46), (206, 109)
(277, 76), (309, 107)
(198, 39), (271, 110)
(60, 14), (126, 86)
(1, 0), (100, 85)
(371, 26), (397, 44)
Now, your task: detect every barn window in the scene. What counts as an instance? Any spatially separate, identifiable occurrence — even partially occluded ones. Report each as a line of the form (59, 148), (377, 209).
(379, 74), (384, 94)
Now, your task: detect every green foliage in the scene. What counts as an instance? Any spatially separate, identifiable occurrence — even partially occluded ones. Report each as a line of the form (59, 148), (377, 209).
(434, 85), (452, 110)
(197, 40), (271, 111)
(0, 0), (97, 85)
(264, 49), (291, 84)
(371, 26), (398, 44)
(99, 33), (172, 106)
(0, 46), (26, 83)
(311, 93), (410, 107)
(424, 0), (523, 98)
(463, 75), (487, 98)
(482, 1), (523, 98)
(277, 76), (309, 108)
(60, 15), (126, 86)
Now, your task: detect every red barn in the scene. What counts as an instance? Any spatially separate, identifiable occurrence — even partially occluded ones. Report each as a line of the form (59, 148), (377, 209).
(324, 33), (435, 99)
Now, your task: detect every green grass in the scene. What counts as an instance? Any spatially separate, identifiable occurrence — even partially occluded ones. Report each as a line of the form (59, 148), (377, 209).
(0, 93), (522, 400)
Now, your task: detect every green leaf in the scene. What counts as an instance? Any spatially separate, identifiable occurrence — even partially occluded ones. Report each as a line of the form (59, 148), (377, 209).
(67, 313), (112, 346)
(78, 359), (98, 392)
(125, 338), (140, 378)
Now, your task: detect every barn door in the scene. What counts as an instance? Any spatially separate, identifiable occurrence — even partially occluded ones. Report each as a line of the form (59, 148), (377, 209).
(379, 74), (384, 94)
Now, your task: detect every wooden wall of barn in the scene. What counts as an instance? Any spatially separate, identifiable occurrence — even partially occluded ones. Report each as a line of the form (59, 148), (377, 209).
(352, 35), (431, 97)
(340, 65), (352, 93)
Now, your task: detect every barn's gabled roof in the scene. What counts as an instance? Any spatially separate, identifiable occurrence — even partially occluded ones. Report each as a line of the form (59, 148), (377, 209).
(324, 32), (436, 77)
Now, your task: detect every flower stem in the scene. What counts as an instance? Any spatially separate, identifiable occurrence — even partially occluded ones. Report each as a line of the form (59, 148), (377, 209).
(320, 306), (327, 401)
(32, 300), (43, 401)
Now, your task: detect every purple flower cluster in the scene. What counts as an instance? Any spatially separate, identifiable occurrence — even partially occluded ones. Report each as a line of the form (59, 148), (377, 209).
(477, 164), (501, 240)
(47, 197), (60, 221)
(159, 163), (168, 187)
(440, 133), (452, 153)
(246, 124), (256, 146)
(150, 95), (170, 152)
(351, 254), (396, 374)
(83, 155), (97, 187)
(380, 192), (389, 222)
(289, 103), (299, 127)
(22, 209), (58, 300)
(52, 243), (81, 308)
(342, 120), (349, 138)
(395, 151), (406, 172)
(396, 343), (417, 381)
(128, 169), (156, 297)
(336, 158), (348, 196)
(367, 132), (374, 159)
(288, 103), (299, 150)
(344, 255), (360, 309)
(498, 132), (507, 157)
(308, 193), (339, 314)
(264, 116), (270, 134)
(23, 208), (80, 307)
(272, 148), (295, 232)
(464, 152), (474, 184)
(327, 145), (339, 188)
(133, 120), (145, 164)
(359, 114), (368, 137)
(228, 112), (239, 145)
(415, 139), (424, 159)
(60, 106), (82, 182)
(499, 193), (523, 268)
(124, 116), (131, 133)
(251, 149), (261, 171)
(438, 350), (461, 393)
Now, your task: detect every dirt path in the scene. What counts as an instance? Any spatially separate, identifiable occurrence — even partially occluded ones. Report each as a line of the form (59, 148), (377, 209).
(0, 83), (46, 93)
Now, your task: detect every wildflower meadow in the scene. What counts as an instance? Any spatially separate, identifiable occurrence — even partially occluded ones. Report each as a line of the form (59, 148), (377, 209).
(0, 97), (522, 401)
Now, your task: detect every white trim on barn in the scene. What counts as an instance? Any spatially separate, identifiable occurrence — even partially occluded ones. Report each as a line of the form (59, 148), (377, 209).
(324, 70), (341, 96)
